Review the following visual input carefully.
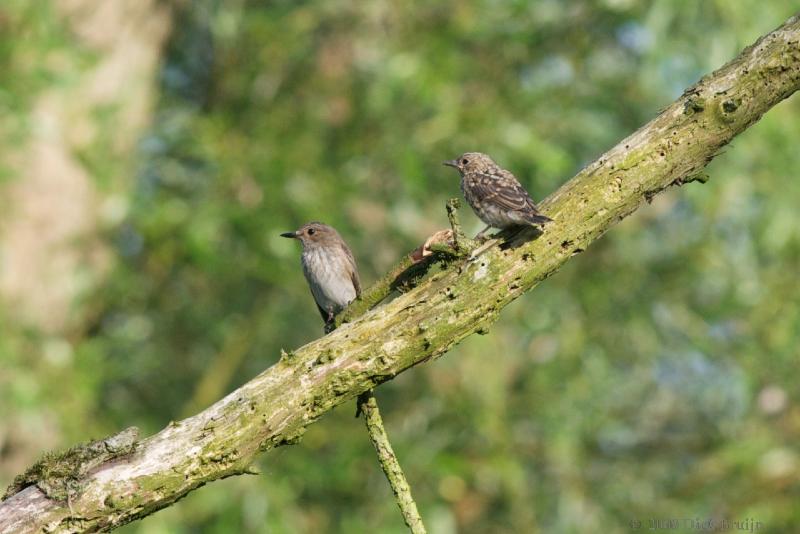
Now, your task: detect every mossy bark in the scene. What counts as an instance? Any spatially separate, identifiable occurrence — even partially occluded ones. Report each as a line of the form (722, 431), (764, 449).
(2, 12), (799, 534)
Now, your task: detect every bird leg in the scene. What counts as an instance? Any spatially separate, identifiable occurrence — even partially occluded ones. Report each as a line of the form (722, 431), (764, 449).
(467, 225), (501, 260)
(474, 225), (493, 242)
(324, 311), (336, 334)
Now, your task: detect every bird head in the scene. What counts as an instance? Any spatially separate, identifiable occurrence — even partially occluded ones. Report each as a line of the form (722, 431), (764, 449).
(443, 152), (498, 175)
(281, 222), (339, 248)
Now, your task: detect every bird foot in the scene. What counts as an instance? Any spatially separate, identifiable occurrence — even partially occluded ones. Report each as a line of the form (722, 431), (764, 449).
(473, 225), (496, 243)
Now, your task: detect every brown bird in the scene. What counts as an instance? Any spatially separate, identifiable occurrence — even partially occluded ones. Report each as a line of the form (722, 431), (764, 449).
(281, 222), (361, 328)
(444, 152), (552, 239)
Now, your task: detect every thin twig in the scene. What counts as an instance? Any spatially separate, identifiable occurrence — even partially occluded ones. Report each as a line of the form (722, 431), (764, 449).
(357, 391), (427, 534)
(446, 197), (468, 252)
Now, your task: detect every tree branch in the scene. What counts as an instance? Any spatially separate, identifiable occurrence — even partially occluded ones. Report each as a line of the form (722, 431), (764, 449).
(357, 392), (427, 534)
(2, 12), (799, 534)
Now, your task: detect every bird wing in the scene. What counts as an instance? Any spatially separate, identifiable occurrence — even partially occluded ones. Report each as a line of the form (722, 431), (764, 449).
(340, 241), (362, 297)
(471, 170), (541, 213)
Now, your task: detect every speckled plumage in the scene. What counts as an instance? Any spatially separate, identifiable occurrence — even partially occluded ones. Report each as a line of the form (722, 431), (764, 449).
(281, 222), (360, 325)
(444, 152), (552, 234)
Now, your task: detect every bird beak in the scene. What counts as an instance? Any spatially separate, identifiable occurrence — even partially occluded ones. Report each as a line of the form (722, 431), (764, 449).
(280, 231), (299, 239)
(443, 160), (459, 168)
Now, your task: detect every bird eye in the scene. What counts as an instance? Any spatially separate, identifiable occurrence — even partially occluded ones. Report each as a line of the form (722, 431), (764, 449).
(307, 228), (315, 235)
(462, 158), (469, 165)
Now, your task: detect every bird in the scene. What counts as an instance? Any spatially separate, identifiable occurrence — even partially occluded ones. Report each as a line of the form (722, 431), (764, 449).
(281, 222), (361, 329)
(443, 152), (552, 240)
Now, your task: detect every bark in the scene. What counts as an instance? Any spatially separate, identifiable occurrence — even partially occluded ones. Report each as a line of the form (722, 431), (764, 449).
(2, 12), (799, 534)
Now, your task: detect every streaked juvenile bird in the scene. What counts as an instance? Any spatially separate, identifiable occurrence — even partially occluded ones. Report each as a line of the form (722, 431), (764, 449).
(444, 152), (552, 239)
(281, 222), (361, 328)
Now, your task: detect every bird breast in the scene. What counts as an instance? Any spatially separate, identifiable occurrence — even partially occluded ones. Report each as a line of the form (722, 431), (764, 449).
(301, 247), (357, 312)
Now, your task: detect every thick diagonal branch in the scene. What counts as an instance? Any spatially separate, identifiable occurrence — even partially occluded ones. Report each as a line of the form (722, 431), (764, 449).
(2, 12), (799, 534)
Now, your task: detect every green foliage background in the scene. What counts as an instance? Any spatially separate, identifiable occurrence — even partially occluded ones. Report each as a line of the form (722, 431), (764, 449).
(2, 1), (800, 533)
